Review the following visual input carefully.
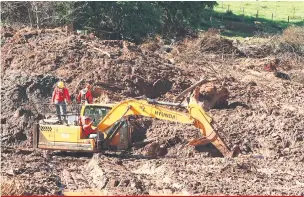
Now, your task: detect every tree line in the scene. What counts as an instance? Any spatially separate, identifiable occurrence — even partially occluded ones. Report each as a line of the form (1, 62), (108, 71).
(1, 1), (217, 42)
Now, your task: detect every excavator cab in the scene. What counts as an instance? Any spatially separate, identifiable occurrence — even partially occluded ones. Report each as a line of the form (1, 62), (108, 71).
(81, 105), (111, 128)
(80, 105), (133, 150)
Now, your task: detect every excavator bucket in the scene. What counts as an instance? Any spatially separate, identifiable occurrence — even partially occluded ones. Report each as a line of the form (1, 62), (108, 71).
(186, 87), (234, 157)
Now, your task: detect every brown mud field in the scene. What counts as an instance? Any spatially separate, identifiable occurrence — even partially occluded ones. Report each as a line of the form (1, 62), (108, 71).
(1, 27), (304, 195)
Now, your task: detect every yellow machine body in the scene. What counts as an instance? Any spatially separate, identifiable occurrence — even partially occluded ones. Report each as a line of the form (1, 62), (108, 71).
(37, 124), (95, 151)
(34, 103), (132, 152)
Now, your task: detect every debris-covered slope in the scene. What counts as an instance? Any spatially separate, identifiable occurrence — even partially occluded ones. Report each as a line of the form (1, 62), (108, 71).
(1, 27), (304, 195)
(1, 27), (191, 146)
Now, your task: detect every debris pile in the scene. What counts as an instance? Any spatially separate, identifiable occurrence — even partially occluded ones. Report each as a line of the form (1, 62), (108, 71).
(1, 26), (304, 195)
(1, 27), (191, 146)
(1, 27), (191, 99)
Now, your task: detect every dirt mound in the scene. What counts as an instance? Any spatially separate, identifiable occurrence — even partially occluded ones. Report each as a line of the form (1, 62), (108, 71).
(1, 28), (191, 99)
(198, 30), (244, 56)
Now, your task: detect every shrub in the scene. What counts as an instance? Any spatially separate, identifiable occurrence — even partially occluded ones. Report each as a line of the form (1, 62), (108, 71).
(282, 26), (304, 46)
(280, 26), (304, 54)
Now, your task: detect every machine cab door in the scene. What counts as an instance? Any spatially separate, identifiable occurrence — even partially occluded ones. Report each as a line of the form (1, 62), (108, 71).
(82, 105), (111, 128)
(82, 105), (132, 150)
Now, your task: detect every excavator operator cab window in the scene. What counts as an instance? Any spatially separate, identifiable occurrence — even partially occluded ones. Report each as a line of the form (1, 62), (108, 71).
(83, 106), (111, 127)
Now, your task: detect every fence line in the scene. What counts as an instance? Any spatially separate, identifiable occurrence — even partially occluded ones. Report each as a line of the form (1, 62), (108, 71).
(217, 3), (303, 23)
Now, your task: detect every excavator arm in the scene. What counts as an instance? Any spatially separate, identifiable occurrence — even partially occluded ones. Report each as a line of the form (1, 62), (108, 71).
(97, 87), (233, 157)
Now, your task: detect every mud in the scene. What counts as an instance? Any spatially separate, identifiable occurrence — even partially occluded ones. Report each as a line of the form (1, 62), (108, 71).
(2, 148), (303, 195)
(1, 27), (304, 195)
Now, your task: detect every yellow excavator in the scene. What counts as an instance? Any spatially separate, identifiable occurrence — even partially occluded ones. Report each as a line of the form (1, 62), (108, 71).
(33, 86), (234, 157)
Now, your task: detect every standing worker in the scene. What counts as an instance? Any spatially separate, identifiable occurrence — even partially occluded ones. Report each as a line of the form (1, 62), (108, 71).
(77, 83), (93, 104)
(52, 81), (71, 125)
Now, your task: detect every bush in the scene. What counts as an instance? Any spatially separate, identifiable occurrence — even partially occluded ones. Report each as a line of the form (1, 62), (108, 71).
(282, 26), (304, 46)
(280, 26), (304, 54)
(68, 2), (218, 43)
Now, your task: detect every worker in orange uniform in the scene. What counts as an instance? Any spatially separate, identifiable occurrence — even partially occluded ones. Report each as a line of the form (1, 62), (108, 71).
(52, 81), (71, 125)
(82, 117), (96, 138)
(77, 83), (93, 104)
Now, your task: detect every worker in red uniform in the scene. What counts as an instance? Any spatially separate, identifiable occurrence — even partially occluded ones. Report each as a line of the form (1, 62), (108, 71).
(77, 83), (93, 104)
(52, 81), (71, 125)
(82, 117), (96, 138)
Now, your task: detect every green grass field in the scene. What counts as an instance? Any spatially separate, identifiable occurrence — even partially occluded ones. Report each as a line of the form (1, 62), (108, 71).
(214, 1), (304, 23)
(205, 1), (304, 38)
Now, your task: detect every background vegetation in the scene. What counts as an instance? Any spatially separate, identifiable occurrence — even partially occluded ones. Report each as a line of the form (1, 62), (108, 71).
(1, 1), (303, 42)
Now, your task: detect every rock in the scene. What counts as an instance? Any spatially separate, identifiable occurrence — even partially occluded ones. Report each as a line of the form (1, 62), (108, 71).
(4, 32), (14, 37)
(119, 179), (130, 187)
(157, 145), (168, 157)
(168, 58), (175, 64)
(248, 81), (257, 86)
(283, 148), (290, 154)
(144, 142), (160, 157)
(1, 118), (7, 124)
(296, 136), (303, 142)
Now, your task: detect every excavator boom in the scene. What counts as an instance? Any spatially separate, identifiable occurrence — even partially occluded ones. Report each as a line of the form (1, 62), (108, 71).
(97, 87), (233, 157)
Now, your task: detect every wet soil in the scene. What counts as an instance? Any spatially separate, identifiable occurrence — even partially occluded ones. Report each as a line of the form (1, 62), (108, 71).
(1, 27), (304, 195)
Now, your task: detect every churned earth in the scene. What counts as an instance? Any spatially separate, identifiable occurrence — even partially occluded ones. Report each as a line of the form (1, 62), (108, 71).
(1, 27), (304, 195)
